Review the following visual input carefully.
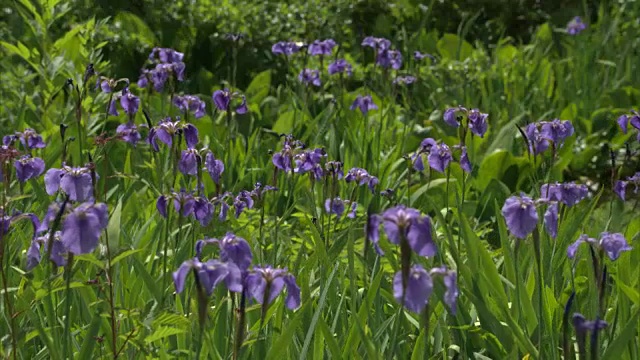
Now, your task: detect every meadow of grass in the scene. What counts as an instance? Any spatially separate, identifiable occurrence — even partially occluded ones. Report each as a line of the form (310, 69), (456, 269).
(0, 1), (639, 359)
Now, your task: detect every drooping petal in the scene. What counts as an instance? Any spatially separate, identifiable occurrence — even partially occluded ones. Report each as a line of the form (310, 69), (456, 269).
(407, 216), (437, 257)
(599, 232), (632, 261)
(501, 195), (538, 239)
(44, 168), (64, 195)
(283, 274), (301, 310)
(156, 195), (168, 218)
(183, 124), (199, 149)
(61, 205), (104, 254)
(366, 214), (383, 255)
(60, 173), (93, 202)
(173, 260), (194, 293)
(544, 203), (559, 239)
(393, 266), (433, 313)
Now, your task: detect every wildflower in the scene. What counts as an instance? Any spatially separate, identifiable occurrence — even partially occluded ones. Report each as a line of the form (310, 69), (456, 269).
(414, 51), (435, 61)
(204, 152), (225, 184)
(442, 107), (489, 137)
(61, 202), (108, 255)
(212, 89), (248, 114)
(116, 122), (141, 146)
(544, 203), (559, 239)
(149, 62), (185, 92)
(350, 95), (378, 115)
(540, 119), (574, 145)
(308, 39), (336, 56)
(381, 206), (436, 257)
(27, 231), (67, 270)
(3, 128), (46, 150)
(324, 161), (344, 179)
(376, 49), (403, 70)
(362, 36), (391, 51)
(540, 182), (588, 206)
(193, 197), (215, 226)
(173, 258), (242, 295)
(616, 110), (640, 141)
(195, 233), (253, 270)
(233, 190), (255, 218)
(179, 148), (201, 175)
(393, 265), (432, 313)
(393, 75), (416, 85)
(250, 182), (277, 201)
(615, 172), (640, 201)
(173, 95), (206, 119)
(45, 165), (94, 202)
(459, 146), (472, 173)
(136, 69), (149, 88)
(272, 41), (303, 56)
(328, 59), (352, 76)
(501, 194), (539, 239)
(566, 16), (587, 35)
(567, 233), (632, 261)
(14, 156), (45, 182)
(148, 47), (185, 63)
(147, 118), (199, 151)
(524, 123), (550, 155)
(366, 213), (382, 254)
(428, 267), (459, 314)
(245, 266), (301, 310)
(98, 77), (129, 94)
(298, 69), (321, 87)
(294, 148), (325, 174)
(345, 167), (378, 193)
(427, 143), (453, 173)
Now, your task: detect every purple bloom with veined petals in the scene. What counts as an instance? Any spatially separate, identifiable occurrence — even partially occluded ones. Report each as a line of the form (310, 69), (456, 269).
(525, 123), (550, 155)
(173, 190), (196, 217)
(14, 156), (45, 182)
(245, 266), (301, 310)
(393, 265), (433, 313)
(429, 267), (459, 314)
(204, 152), (225, 184)
(196, 233), (253, 271)
(468, 109), (488, 137)
(393, 76), (417, 85)
(108, 99), (119, 116)
(362, 36), (391, 50)
(179, 148), (200, 176)
(427, 143), (453, 173)
(298, 69), (321, 87)
(328, 59), (352, 76)
(540, 119), (574, 144)
(443, 107), (460, 127)
(213, 89), (248, 114)
(156, 195), (168, 218)
(272, 41), (303, 56)
(614, 180), (627, 201)
(61, 202), (108, 255)
(460, 146), (472, 173)
(137, 69), (149, 88)
(325, 197), (346, 218)
(366, 213), (383, 255)
(193, 197), (215, 226)
(173, 95), (206, 119)
(541, 182), (588, 206)
(149, 47), (185, 63)
(120, 87), (140, 115)
(345, 167), (378, 193)
(234, 190), (255, 218)
(376, 49), (402, 70)
(567, 232), (632, 261)
(382, 206), (437, 257)
(116, 122), (141, 146)
(544, 203), (559, 239)
(8, 128), (46, 150)
(566, 16), (587, 35)
(272, 148), (293, 173)
(173, 258), (242, 295)
(350, 95), (378, 115)
(294, 148), (325, 174)
(45, 166), (94, 202)
(308, 39), (336, 56)
(617, 114), (629, 134)
(572, 314), (607, 336)
(501, 194), (539, 239)
(27, 231), (67, 270)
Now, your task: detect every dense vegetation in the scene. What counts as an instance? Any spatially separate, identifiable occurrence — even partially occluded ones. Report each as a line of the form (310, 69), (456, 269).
(0, 0), (639, 359)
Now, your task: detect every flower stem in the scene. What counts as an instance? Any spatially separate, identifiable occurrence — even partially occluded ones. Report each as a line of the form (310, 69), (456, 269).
(62, 254), (75, 359)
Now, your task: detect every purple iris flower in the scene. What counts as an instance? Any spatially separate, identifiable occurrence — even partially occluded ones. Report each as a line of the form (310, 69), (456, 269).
(193, 197), (215, 226)
(350, 95), (378, 115)
(173, 95), (206, 119)
(501, 194), (539, 239)
(173, 258), (242, 295)
(233, 190), (255, 218)
(544, 203), (559, 239)
(44, 165), (94, 202)
(443, 107), (460, 128)
(616, 110), (640, 141)
(572, 313), (607, 336)
(245, 266), (301, 310)
(459, 146), (472, 173)
(345, 167), (378, 193)
(61, 202), (108, 255)
(7, 128), (47, 150)
(116, 122), (141, 146)
(540, 182), (588, 206)
(147, 119), (199, 151)
(393, 76), (416, 85)
(540, 119), (574, 144)
(615, 180), (627, 201)
(308, 39), (336, 56)
(14, 156), (45, 182)
(325, 197), (346, 218)
(467, 109), (488, 137)
(179, 148), (200, 176)
(429, 267), (459, 314)
(328, 59), (352, 76)
(250, 182), (277, 200)
(324, 161), (344, 179)
(204, 152), (225, 184)
(525, 123), (550, 155)
(196, 233), (253, 271)
(376, 49), (403, 70)
(149, 47), (185, 63)
(27, 231), (67, 269)
(173, 190), (196, 217)
(566, 16), (587, 35)
(567, 233), (632, 261)
(298, 69), (321, 87)
(427, 143), (453, 173)
(212, 89), (248, 114)
(119, 87), (140, 115)
(362, 36), (391, 51)
(394, 265), (433, 313)
(381, 206), (437, 257)
(149, 62), (185, 92)
(137, 69), (149, 88)
(294, 148), (325, 174)
(272, 41), (303, 56)
(414, 51), (435, 61)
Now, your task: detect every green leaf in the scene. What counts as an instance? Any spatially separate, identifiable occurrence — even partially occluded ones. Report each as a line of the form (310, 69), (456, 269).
(110, 249), (144, 266)
(437, 33), (475, 60)
(144, 326), (186, 344)
(602, 308), (640, 359)
(245, 70), (271, 105)
(76, 310), (103, 360)
(266, 301), (310, 360)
